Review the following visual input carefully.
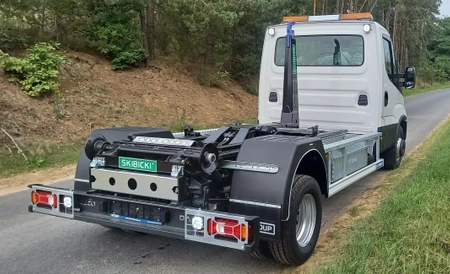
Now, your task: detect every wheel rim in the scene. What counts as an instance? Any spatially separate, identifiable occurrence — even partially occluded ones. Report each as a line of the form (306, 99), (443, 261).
(296, 194), (317, 247)
(395, 137), (403, 161)
(400, 139), (406, 157)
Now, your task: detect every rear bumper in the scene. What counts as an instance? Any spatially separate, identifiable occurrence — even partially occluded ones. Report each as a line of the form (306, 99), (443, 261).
(27, 184), (260, 252)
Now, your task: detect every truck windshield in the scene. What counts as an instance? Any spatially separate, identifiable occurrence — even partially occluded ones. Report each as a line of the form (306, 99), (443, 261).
(274, 35), (364, 66)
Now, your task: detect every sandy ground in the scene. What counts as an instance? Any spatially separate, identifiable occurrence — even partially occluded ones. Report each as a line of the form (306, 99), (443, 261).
(1, 50), (257, 149)
(0, 165), (76, 196)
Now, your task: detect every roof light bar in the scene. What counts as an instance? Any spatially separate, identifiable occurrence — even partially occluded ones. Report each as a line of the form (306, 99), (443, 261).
(282, 12), (373, 22)
(309, 14), (340, 21)
(133, 136), (195, 147)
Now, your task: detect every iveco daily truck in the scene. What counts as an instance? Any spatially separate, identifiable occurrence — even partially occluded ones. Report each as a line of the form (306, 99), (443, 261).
(27, 12), (415, 266)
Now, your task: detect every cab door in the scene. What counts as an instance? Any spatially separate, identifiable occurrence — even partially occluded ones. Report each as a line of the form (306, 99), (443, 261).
(380, 34), (405, 152)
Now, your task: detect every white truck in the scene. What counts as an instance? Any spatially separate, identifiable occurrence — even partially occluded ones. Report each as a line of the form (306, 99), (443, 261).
(27, 12), (415, 266)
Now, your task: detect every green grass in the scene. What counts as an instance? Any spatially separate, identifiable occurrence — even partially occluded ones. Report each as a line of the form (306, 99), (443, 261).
(311, 120), (450, 274)
(0, 139), (85, 179)
(348, 206), (361, 218)
(404, 81), (450, 97)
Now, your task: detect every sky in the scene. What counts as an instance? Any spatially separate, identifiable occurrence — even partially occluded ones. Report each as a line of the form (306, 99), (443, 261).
(441, 1), (450, 17)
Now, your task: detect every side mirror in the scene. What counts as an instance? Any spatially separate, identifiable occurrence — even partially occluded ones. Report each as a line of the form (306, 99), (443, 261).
(404, 66), (416, 89)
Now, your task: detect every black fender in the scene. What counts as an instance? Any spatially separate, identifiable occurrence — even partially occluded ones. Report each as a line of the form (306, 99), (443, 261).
(228, 135), (327, 240)
(74, 127), (174, 191)
(378, 115), (407, 154)
(398, 115), (407, 140)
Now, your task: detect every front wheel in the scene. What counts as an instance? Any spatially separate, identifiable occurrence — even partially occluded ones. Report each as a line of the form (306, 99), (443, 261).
(268, 174), (322, 266)
(382, 127), (405, 170)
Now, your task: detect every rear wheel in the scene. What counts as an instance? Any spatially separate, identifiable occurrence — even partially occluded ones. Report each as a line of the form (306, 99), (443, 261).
(268, 174), (322, 266)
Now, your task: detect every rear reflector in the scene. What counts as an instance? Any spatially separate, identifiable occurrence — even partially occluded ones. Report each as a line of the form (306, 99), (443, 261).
(31, 190), (58, 208)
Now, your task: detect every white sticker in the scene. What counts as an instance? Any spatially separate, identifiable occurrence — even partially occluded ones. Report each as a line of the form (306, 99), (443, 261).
(260, 222), (276, 235)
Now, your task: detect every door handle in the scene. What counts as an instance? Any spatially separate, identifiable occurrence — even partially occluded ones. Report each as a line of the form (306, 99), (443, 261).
(384, 91), (389, 107)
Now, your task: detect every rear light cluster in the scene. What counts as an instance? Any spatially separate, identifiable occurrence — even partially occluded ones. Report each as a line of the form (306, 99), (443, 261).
(31, 190), (58, 208)
(207, 218), (251, 242)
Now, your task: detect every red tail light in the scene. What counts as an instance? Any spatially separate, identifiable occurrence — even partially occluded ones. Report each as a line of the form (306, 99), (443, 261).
(207, 218), (251, 241)
(31, 190), (58, 208)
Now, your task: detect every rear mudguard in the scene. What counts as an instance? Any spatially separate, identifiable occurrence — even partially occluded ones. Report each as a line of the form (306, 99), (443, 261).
(74, 127), (174, 191)
(229, 135), (326, 241)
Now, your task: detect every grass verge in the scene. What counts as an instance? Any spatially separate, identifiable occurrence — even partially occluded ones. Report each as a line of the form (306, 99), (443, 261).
(0, 118), (257, 179)
(310, 118), (450, 274)
(404, 81), (450, 97)
(0, 139), (85, 178)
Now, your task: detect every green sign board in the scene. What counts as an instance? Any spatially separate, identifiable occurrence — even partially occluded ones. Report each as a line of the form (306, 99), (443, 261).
(118, 157), (157, 172)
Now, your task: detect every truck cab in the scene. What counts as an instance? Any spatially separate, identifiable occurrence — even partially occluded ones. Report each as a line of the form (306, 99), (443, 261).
(258, 12), (415, 168)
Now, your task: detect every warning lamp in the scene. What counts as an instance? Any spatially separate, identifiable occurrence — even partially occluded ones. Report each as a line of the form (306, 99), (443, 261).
(31, 190), (58, 208)
(282, 12), (373, 23)
(340, 12), (373, 20)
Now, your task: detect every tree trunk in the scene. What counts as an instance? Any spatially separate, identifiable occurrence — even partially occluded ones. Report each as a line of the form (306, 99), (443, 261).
(139, 9), (149, 60)
(39, 3), (46, 39)
(401, 28), (406, 70)
(146, 0), (156, 63)
(142, 0), (156, 66)
(392, 8), (397, 47)
(384, 8), (390, 31)
(358, 0), (367, 12)
(205, 24), (215, 67)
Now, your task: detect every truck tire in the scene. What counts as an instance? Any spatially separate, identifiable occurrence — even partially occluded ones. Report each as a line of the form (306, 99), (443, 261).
(382, 127), (405, 170)
(268, 174), (322, 266)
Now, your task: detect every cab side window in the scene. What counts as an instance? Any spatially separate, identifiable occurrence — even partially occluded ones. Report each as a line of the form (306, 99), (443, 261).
(382, 38), (394, 83)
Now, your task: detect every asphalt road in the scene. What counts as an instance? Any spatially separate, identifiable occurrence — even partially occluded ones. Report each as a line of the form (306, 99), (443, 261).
(1, 89), (450, 274)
